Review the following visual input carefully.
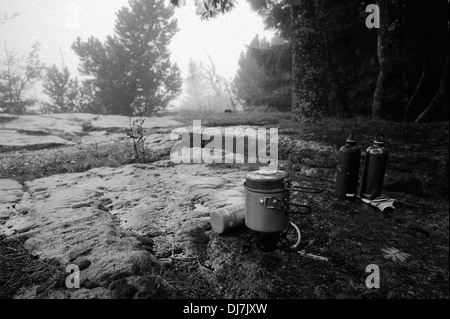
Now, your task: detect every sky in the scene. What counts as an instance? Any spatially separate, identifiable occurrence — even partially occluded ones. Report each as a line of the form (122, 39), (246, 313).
(0, 0), (273, 105)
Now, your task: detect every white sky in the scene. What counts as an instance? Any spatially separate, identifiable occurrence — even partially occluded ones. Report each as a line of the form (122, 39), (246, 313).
(0, 0), (273, 105)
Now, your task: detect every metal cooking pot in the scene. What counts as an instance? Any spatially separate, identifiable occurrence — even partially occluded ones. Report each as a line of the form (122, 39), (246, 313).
(244, 170), (322, 233)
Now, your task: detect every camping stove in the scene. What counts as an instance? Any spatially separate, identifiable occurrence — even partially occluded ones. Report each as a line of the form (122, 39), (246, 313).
(242, 221), (302, 253)
(242, 170), (326, 260)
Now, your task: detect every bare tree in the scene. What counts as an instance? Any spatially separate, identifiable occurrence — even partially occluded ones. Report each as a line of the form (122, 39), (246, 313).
(0, 11), (18, 25)
(0, 42), (44, 114)
(201, 55), (225, 97)
(201, 55), (237, 111)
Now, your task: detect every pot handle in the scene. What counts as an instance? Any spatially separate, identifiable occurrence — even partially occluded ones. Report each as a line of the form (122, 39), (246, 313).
(289, 185), (323, 194)
(286, 202), (312, 215)
(283, 180), (323, 193)
(259, 196), (286, 211)
(259, 197), (312, 215)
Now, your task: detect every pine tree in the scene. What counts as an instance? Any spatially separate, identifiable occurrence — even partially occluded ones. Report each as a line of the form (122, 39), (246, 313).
(234, 36), (267, 108)
(234, 35), (291, 111)
(43, 65), (80, 113)
(73, 0), (181, 115)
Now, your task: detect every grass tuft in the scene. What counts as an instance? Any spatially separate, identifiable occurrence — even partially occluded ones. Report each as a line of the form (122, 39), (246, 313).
(0, 235), (64, 298)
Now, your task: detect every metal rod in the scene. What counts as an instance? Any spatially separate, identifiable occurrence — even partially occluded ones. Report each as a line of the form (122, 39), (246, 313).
(295, 250), (328, 261)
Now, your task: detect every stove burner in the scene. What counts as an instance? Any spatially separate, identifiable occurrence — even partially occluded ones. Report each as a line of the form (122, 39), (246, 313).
(242, 224), (329, 261)
(244, 232), (280, 253)
(242, 223), (298, 254)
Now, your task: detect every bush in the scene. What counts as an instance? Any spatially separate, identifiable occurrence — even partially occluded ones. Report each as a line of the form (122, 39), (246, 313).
(81, 121), (93, 132)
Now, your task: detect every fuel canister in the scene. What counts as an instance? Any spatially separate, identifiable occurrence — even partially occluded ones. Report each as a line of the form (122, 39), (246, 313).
(359, 133), (389, 200)
(210, 203), (246, 234)
(334, 132), (361, 199)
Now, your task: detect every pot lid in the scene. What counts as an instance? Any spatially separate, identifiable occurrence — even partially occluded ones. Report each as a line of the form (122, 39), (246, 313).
(245, 170), (289, 190)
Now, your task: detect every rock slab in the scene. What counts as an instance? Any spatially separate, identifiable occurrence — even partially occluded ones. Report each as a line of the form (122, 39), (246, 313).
(1, 162), (245, 298)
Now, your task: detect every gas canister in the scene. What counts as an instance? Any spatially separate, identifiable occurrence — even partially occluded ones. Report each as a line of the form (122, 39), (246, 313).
(359, 133), (389, 200)
(334, 132), (361, 199)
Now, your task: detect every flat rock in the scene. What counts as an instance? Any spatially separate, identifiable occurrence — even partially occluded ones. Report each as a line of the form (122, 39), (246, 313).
(0, 113), (181, 135)
(79, 131), (128, 147)
(144, 133), (177, 156)
(0, 179), (23, 204)
(87, 114), (181, 130)
(3, 162), (245, 298)
(0, 113), (18, 123)
(0, 179), (26, 235)
(1, 115), (84, 133)
(0, 130), (75, 151)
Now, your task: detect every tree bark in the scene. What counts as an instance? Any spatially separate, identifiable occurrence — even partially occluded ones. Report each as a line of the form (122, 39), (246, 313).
(324, 29), (354, 116)
(372, 0), (390, 119)
(415, 54), (449, 123)
(290, 0), (327, 123)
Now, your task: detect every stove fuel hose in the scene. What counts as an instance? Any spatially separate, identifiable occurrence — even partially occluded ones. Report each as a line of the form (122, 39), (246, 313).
(290, 222), (301, 249)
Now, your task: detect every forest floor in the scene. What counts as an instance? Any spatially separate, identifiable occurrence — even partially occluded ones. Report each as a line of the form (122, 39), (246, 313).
(0, 111), (448, 299)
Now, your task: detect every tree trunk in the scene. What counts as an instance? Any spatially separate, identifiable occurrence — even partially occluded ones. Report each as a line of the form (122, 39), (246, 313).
(403, 58), (429, 122)
(372, 0), (403, 119)
(372, 68), (386, 119)
(415, 54), (449, 123)
(290, 0), (327, 123)
(372, 0), (390, 119)
(324, 29), (353, 116)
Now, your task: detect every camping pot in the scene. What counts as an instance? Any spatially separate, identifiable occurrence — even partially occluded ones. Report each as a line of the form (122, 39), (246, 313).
(244, 170), (322, 233)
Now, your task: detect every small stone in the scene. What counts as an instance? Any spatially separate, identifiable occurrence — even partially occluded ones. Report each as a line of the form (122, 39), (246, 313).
(82, 279), (99, 289)
(136, 235), (154, 247)
(110, 280), (138, 299)
(78, 259), (91, 270)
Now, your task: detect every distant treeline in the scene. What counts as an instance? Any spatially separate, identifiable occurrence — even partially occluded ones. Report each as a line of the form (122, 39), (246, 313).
(1, 0), (448, 123)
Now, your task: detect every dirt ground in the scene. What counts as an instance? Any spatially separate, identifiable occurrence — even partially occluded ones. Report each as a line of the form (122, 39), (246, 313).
(0, 115), (448, 299)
